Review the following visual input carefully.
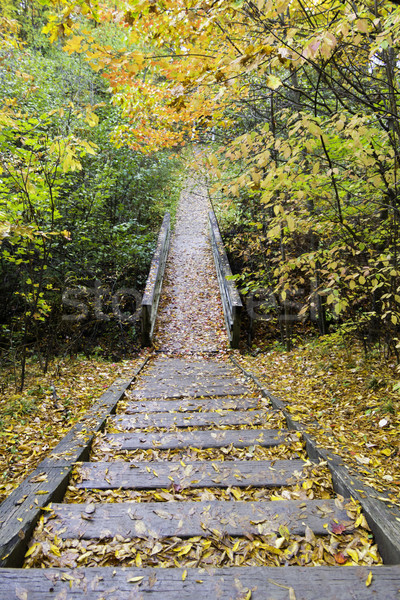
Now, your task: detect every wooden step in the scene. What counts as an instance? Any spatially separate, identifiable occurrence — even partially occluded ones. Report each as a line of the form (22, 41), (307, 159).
(121, 396), (261, 413)
(46, 499), (353, 539)
(75, 459), (308, 490)
(130, 377), (250, 399)
(2, 566), (400, 599)
(101, 428), (289, 451)
(108, 410), (269, 431)
(138, 374), (243, 385)
(141, 358), (238, 377)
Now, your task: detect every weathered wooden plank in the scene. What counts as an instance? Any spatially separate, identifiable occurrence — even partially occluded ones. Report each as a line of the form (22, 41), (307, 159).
(102, 428), (287, 451)
(130, 379), (250, 399)
(46, 499), (353, 539)
(122, 397), (261, 414)
(139, 358), (237, 376)
(76, 459), (307, 490)
(0, 466), (71, 567)
(139, 368), (239, 380)
(136, 375), (244, 386)
(2, 566), (400, 599)
(109, 410), (269, 430)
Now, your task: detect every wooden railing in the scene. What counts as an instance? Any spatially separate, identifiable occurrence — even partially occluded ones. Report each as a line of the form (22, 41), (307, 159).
(141, 212), (171, 346)
(208, 210), (242, 348)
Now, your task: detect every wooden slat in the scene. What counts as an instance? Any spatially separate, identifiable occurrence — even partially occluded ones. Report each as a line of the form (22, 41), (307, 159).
(136, 375), (244, 385)
(109, 410), (268, 430)
(140, 358), (238, 376)
(75, 459), (307, 490)
(102, 428), (288, 451)
(46, 499), (353, 539)
(1, 566), (400, 599)
(122, 397), (261, 413)
(130, 378), (250, 399)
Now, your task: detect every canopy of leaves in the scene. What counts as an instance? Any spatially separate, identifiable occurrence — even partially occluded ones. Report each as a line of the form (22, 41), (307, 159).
(43, 0), (400, 352)
(0, 6), (182, 388)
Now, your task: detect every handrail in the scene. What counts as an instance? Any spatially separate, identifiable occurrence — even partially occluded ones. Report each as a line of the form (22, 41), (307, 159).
(141, 212), (171, 346)
(208, 209), (242, 348)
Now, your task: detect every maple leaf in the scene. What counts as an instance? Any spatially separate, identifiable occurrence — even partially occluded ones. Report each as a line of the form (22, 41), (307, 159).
(334, 552), (347, 564)
(330, 522), (346, 535)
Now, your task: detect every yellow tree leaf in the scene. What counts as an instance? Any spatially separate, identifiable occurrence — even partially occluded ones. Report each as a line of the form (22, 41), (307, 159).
(266, 75), (282, 90)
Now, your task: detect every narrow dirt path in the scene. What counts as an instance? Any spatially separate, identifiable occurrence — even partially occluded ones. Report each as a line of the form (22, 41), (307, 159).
(154, 174), (228, 354)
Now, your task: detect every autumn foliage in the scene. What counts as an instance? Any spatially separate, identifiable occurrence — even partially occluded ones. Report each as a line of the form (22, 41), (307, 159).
(36, 0), (400, 354)
(0, 1), (182, 388)
(2, 0), (400, 383)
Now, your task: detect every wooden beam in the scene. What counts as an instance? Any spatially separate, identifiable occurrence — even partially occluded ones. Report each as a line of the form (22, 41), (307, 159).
(109, 410), (270, 430)
(46, 498), (354, 539)
(102, 428), (286, 450)
(1, 566), (400, 599)
(75, 459), (308, 490)
(121, 397), (261, 413)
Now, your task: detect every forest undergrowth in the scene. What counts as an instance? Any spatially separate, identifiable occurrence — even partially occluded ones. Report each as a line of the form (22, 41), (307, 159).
(239, 329), (400, 506)
(0, 352), (148, 504)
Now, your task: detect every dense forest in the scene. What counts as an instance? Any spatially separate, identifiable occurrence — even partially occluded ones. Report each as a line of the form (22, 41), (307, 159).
(1, 0), (400, 388)
(0, 0), (182, 389)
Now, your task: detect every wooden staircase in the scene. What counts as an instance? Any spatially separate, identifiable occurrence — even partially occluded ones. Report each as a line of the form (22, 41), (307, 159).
(3, 357), (400, 598)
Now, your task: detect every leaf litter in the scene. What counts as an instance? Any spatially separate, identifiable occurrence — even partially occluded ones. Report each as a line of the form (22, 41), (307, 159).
(0, 355), (147, 503)
(24, 493), (380, 570)
(237, 340), (400, 504)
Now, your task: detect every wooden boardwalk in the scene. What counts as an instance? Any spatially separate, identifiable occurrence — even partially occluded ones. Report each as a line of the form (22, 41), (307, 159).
(1, 357), (400, 597)
(1, 179), (400, 597)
